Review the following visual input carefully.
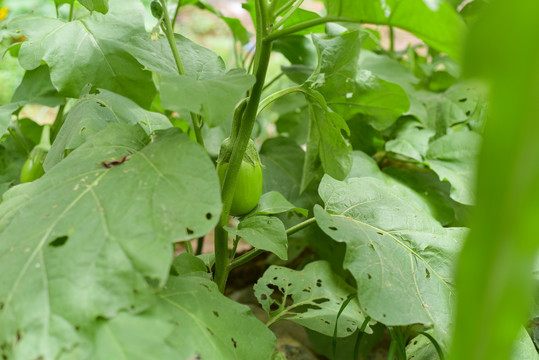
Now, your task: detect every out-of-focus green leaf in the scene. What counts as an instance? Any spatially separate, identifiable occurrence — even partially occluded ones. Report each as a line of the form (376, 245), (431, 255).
(449, 0), (539, 359)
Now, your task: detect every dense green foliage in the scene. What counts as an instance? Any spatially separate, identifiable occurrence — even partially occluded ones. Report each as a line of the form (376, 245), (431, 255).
(0, 0), (537, 359)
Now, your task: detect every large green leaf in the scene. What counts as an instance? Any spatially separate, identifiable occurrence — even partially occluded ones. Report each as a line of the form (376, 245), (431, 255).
(154, 275), (277, 360)
(8, 0), (155, 107)
(314, 175), (467, 344)
(0, 125), (221, 359)
(254, 261), (367, 337)
(44, 89), (171, 170)
(324, 0), (466, 60)
(125, 33), (225, 79)
(424, 131), (481, 205)
(160, 69), (255, 127)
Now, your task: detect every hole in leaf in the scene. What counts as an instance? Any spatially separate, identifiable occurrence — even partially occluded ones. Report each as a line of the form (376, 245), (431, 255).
(425, 268), (431, 279)
(206, 213), (212, 220)
(316, 279), (322, 287)
(49, 236), (68, 247)
(231, 338), (237, 348)
(367, 273), (372, 279)
(294, 304), (322, 313)
(186, 228), (194, 235)
(302, 288), (311, 293)
(466, 110), (471, 116)
(213, 311), (219, 317)
(346, 328), (352, 332)
(260, 294), (267, 300)
(312, 298), (329, 305)
(459, 98), (467, 102)
(382, 314), (386, 318)
(376, 232), (383, 236)
(324, 320), (330, 324)
(273, 277), (278, 281)
(328, 226), (338, 231)
(270, 303), (280, 311)
(206, 327), (214, 336)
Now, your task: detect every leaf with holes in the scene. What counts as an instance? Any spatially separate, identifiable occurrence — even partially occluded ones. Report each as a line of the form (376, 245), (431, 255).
(0, 124), (221, 359)
(254, 261), (367, 337)
(153, 275), (276, 359)
(314, 175), (468, 345)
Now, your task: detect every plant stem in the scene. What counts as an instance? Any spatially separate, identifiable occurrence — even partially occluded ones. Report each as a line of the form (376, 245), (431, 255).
(266, 16), (375, 42)
(262, 72), (285, 91)
(184, 240), (194, 255)
(190, 113), (205, 147)
(273, 0), (304, 30)
(68, 2), (74, 21)
(50, 104), (65, 142)
(172, 0), (181, 24)
(229, 248), (263, 269)
(159, 0), (186, 76)
(389, 26), (395, 57)
(274, 0), (296, 18)
(195, 236), (204, 255)
(353, 317), (371, 360)
(257, 85), (302, 117)
(159, 0), (208, 148)
(213, 0), (272, 293)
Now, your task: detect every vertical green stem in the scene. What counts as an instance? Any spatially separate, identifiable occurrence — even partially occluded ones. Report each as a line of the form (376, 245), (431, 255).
(159, 0), (207, 149)
(389, 26), (395, 57)
(184, 240), (194, 255)
(159, 0), (186, 76)
(68, 2), (74, 21)
(195, 237), (204, 255)
(213, 0), (272, 292)
(172, 0), (181, 24)
(50, 104), (65, 142)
